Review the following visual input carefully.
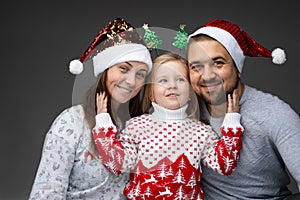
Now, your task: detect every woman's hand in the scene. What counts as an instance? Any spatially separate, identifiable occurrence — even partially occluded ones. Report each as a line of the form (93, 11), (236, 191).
(227, 89), (240, 113)
(96, 92), (108, 114)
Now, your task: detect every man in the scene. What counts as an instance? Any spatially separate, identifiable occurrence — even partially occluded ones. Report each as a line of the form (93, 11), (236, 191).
(187, 19), (300, 200)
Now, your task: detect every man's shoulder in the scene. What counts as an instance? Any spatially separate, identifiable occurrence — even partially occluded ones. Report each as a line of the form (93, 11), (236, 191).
(243, 85), (298, 119)
(244, 85), (286, 106)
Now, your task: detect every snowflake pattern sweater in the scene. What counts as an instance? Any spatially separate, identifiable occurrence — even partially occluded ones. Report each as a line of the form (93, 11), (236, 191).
(93, 103), (244, 200)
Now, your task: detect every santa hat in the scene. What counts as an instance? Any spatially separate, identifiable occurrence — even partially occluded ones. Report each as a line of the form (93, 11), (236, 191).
(69, 18), (152, 77)
(188, 19), (286, 72)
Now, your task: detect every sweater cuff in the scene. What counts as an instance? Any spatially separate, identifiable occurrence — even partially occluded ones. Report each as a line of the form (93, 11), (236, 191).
(221, 113), (244, 137)
(95, 113), (116, 131)
(222, 113), (241, 126)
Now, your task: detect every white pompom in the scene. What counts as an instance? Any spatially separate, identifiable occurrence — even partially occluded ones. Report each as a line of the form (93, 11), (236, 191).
(69, 59), (83, 75)
(272, 48), (286, 64)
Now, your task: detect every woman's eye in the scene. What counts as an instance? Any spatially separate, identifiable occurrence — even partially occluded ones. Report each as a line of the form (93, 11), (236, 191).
(136, 72), (146, 79)
(120, 66), (128, 72)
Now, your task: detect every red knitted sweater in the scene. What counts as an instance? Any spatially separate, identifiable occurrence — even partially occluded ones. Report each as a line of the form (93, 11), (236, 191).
(93, 103), (243, 200)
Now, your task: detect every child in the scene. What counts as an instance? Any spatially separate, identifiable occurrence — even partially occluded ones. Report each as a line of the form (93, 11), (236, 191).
(93, 52), (244, 200)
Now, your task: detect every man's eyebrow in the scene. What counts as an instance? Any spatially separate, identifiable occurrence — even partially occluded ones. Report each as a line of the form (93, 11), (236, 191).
(189, 56), (225, 65)
(212, 56), (226, 61)
(189, 61), (201, 65)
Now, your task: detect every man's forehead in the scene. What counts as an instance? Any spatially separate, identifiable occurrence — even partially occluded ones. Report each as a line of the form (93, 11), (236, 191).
(188, 50), (212, 64)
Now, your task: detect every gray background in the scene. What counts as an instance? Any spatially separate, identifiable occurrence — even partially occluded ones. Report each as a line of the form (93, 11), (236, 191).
(1, 1), (299, 199)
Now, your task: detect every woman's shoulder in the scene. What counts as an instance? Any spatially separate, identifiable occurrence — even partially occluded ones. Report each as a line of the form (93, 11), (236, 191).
(48, 104), (86, 138)
(55, 104), (85, 121)
(64, 104), (84, 115)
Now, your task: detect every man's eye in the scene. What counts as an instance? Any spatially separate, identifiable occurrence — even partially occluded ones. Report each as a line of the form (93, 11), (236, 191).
(190, 65), (203, 70)
(214, 60), (224, 66)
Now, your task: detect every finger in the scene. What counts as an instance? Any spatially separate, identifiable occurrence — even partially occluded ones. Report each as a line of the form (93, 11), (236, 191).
(103, 97), (108, 112)
(100, 92), (104, 100)
(227, 94), (233, 113)
(232, 89), (238, 107)
(96, 93), (100, 105)
(103, 95), (108, 105)
(233, 89), (241, 112)
(96, 93), (101, 114)
(99, 93), (104, 106)
(97, 92), (104, 109)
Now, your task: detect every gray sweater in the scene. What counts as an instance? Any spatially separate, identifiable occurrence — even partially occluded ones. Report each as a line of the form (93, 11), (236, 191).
(201, 85), (300, 200)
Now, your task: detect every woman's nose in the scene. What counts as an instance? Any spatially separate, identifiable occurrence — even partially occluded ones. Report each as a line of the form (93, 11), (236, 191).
(124, 72), (136, 86)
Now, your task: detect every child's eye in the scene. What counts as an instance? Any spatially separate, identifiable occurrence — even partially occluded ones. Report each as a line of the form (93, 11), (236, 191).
(177, 77), (186, 82)
(158, 79), (167, 83)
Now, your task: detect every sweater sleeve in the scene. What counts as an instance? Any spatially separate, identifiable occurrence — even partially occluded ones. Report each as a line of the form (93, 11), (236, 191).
(29, 108), (78, 199)
(268, 105), (300, 190)
(202, 113), (244, 175)
(93, 114), (138, 175)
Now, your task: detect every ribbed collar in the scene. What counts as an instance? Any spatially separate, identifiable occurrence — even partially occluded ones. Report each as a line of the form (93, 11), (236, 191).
(151, 102), (188, 120)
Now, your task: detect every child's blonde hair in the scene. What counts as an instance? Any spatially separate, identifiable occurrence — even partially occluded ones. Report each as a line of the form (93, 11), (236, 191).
(142, 52), (199, 118)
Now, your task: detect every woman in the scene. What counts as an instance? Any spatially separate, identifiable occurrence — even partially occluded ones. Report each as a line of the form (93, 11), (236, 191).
(29, 18), (152, 200)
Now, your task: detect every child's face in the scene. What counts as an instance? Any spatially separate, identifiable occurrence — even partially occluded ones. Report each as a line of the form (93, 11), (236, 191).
(152, 60), (190, 110)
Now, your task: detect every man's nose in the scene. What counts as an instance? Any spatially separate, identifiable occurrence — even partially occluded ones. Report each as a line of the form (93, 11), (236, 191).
(202, 64), (216, 80)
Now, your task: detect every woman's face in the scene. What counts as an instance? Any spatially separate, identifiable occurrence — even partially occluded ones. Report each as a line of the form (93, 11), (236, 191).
(106, 61), (149, 104)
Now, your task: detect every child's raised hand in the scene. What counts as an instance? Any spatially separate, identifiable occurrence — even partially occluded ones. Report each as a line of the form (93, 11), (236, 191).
(227, 89), (240, 113)
(96, 92), (108, 114)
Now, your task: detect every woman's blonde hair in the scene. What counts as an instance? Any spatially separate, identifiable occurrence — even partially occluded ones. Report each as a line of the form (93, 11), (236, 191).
(142, 52), (199, 118)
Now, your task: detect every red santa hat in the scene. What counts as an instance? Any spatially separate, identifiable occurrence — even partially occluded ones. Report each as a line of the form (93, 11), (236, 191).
(188, 19), (286, 72)
(69, 18), (152, 77)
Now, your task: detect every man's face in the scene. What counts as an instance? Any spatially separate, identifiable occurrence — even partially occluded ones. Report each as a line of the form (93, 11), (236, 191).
(188, 38), (240, 105)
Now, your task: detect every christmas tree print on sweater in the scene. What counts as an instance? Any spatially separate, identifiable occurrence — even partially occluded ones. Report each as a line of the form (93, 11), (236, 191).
(123, 154), (203, 199)
(93, 106), (243, 200)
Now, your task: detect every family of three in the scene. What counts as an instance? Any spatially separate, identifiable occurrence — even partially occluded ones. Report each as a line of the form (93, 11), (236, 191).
(29, 18), (300, 200)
